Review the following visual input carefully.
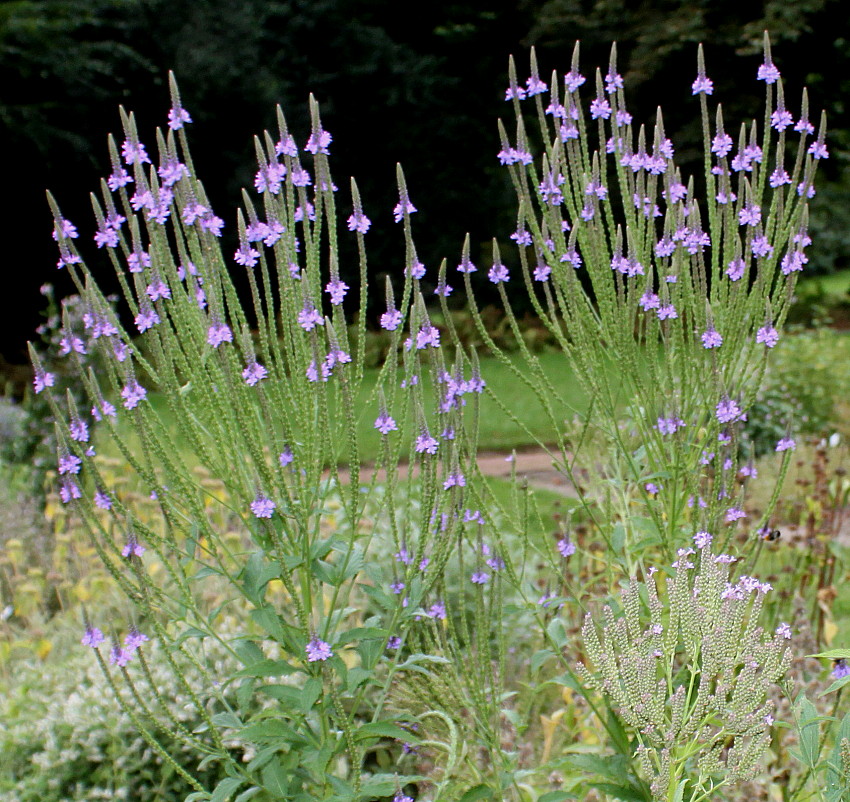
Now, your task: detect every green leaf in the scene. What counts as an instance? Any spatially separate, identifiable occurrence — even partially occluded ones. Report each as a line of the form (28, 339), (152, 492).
(300, 677), (323, 714)
(458, 784), (493, 802)
(346, 666), (374, 691)
(211, 712), (243, 729)
(396, 653), (451, 674)
(589, 783), (645, 802)
(261, 758), (289, 796)
(798, 695), (822, 768)
(210, 777), (243, 802)
(809, 649), (850, 660)
(566, 753), (631, 783)
(353, 721), (421, 743)
(538, 793), (575, 802)
(531, 649), (556, 672)
(257, 684), (303, 706)
(360, 583), (396, 611)
(820, 674), (850, 696)
(234, 789), (262, 802)
(242, 552), (281, 604)
(546, 618), (568, 649)
(232, 658), (296, 678)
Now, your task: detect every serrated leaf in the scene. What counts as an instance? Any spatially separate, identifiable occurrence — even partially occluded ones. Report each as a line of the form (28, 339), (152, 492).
(531, 649), (556, 672)
(234, 789), (262, 802)
(211, 712), (243, 729)
(799, 695), (822, 768)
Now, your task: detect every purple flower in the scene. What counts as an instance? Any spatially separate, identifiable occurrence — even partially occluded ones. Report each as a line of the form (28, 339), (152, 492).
(234, 244), (260, 267)
(95, 490), (112, 510)
(557, 537), (576, 557)
(306, 637), (332, 662)
(533, 263), (552, 281)
(701, 328), (723, 349)
(443, 472), (466, 490)
(127, 251), (151, 273)
(380, 309), (402, 331)
(504, 84), (527, 101)
(832, 659), (850, 679)
(770, 168), (791, 188)
(639, 292), (660, 311)
(59, 478), (81, 504)
(656, 416), (685, 435)
(121, 382), (147, 409)
(107, 168), (133, 191)
(146, 278), (171, 301)
(325, 279), (349, 305)
(393, 794), (414, 802)
(251, 494), (276, 519)
(374, 413), (398, 435)
(390, 581), (405, 594)
(457, 256), (477, 274)
(415, 432), (438, 455)
(387, 636), (402, 650)
(242, 362), (268, 386)
(739, 205), (762, 227)
(775, 437), (796, 452)
(809, 141), (829, 160)
(590, 96), (612, 120)
(757, 61), (781, 84)
(297, 304), (324, 332)
(135, 306), (160, 333)
(207, 323), (233, 348)
(168, 105), (192, 129)
(58, 454), (82, 475)
(279, 447), (294, 466)
(716, 398), (745, 424)
(693, 531), (712, 549)
(428, 601), (447, 620)
(726, 258), (746, 281)
(305, 129), (332, 155)
(751, 236), (774, 258)
(92, 401), (116, 420)
(488, 263), (509, 283)
(347, 211), (371, 234)
(393, 198), (417, 223)
(657, 304), (677, 321)
(70, 419), (89, 442)
(82, 626), (105, 648)
(712, 131), (733, 157)
(121, 139), (150, 166)
(771, 108), (793, 131)
(692, 74), (713, 95)
(564, 70), (585, 92)
(604, 70), (623, 93)
(756, 325), (779, 348)
(775, 623), (792, 640)
(645, 483), (659, 495)
(109, 645), (133, 667)
(122, 533), (145, 558)
(124, 628), (150, 651)
(470, 571), (490, 585)
(725, 507), (746, 523)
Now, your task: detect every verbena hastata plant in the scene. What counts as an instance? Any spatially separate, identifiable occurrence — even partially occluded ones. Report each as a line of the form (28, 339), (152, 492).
(32, 34), (834, 802)
(479, 34), (826, 572)
(36, 77), (514, 801)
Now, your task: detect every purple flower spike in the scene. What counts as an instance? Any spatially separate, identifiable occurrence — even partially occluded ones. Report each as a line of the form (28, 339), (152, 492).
(325, 279), (349, 305)
(122, 533), (146, 558)
(757, 61), (781, 84)
(716, 398), (746, 424)
(374, 413), (398, 435)
(251, 494), (276, 519)
(207, 323), (233, 348)
(124, 628), (150, 651)
(775, 437), (796, 452)
(756, 325), (779, 348)
(692, 74), (713, 95)
(470, 571), (490, 585)
(82, 626), (105, 648)
(701, 328), (723, 349)
(306, 637), (332, 662)
(488, 263), (509, 283)
(121, 381), (147, 410)
(242, 362), (268, 386)
(168, 106), (192, 130)
(347, 211), (371, 234)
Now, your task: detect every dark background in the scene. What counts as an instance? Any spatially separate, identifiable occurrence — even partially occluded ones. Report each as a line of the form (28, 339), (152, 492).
(2, 0), (848, 371)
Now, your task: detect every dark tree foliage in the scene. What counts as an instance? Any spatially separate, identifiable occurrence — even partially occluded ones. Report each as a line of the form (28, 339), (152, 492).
(1, 0), (847, 367)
